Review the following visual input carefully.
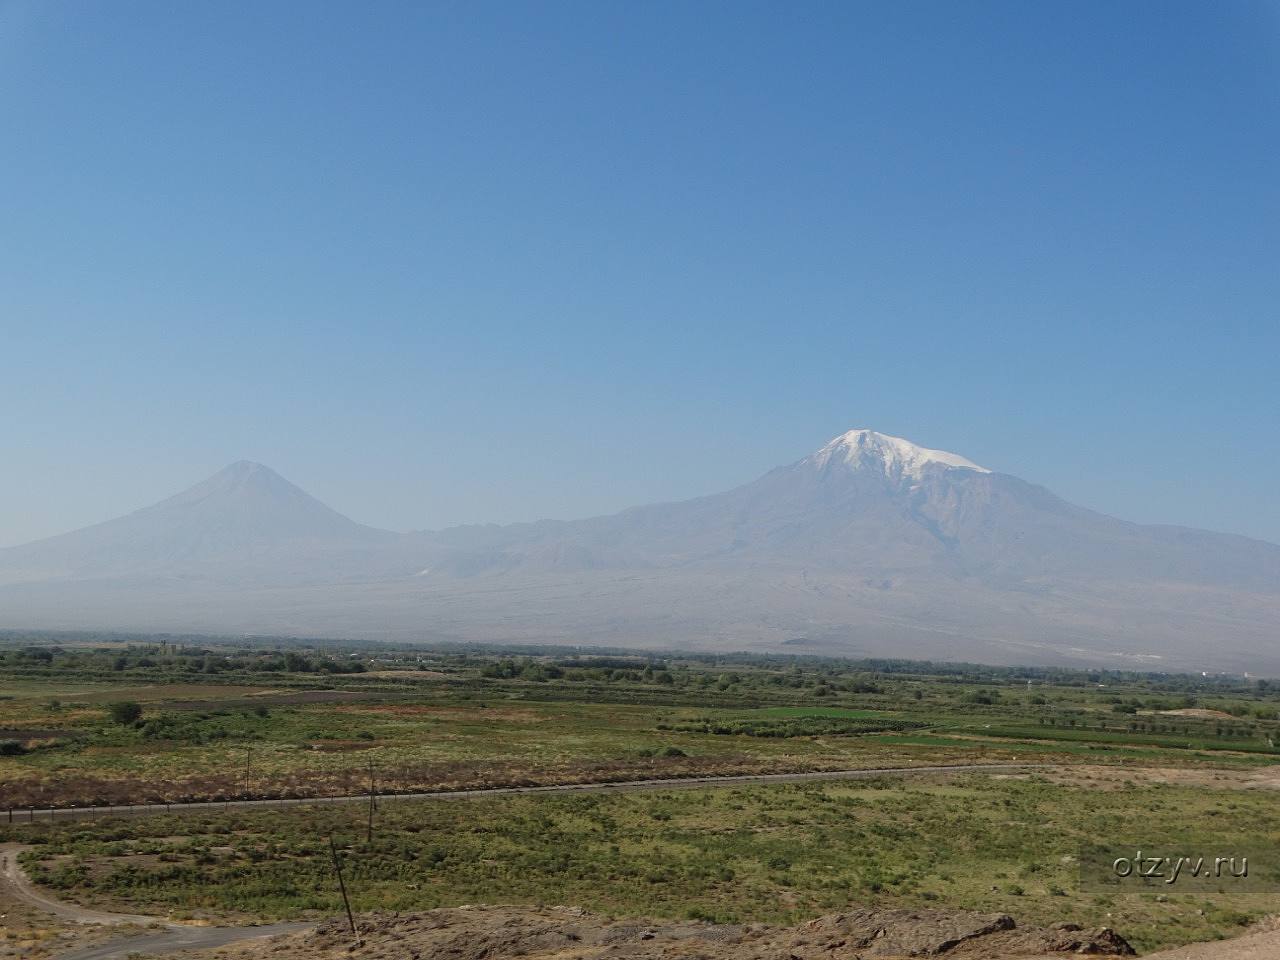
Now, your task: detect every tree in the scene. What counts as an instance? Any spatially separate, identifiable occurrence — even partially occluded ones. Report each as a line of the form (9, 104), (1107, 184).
(108, 701), (143, 725)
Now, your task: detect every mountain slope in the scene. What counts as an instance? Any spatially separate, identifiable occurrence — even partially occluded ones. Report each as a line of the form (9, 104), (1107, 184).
(0, 461), (398, 586)
(407, 430), (1280, 592)
(0, 432), (1277, 672)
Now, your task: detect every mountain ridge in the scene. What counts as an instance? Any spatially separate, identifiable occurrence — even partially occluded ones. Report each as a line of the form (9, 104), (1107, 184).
(1, 430), (1277, 672)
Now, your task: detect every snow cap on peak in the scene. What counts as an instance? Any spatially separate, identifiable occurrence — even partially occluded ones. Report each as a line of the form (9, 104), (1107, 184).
(809, 429), (990, 479)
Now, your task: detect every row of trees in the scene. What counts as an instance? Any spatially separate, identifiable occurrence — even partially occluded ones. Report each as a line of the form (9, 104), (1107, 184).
(0, 645), (368, 676)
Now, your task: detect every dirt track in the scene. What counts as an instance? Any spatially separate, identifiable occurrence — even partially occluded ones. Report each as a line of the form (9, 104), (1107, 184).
(0, 843), (157, 926)
(0, 843), (312, 959)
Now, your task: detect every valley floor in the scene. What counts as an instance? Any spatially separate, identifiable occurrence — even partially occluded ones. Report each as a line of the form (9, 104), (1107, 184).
(4, 649), (1280, 957)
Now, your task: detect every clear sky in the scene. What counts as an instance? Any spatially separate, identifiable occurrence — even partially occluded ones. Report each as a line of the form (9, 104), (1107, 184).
(1, 1), (1277, 546)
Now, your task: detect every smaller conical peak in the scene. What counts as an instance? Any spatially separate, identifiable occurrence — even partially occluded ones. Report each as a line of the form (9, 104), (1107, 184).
(170, 460), (305, 506)
(220, 459), (269, 475)
(207, 460), (283, 486)
(808, 429), (990, 480)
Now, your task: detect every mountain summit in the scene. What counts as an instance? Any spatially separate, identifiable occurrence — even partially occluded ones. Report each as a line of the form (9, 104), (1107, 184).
(144, 460), (384, 544)
(806, 429), (990, 480)
(1, 434), (1278, 672)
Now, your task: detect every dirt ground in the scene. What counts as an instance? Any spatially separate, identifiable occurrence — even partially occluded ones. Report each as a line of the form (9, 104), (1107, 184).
(157, 904), (1136, 960)
(0, 889), (144, 960)
(0, 843), (308, 960)
(1139, 919), (1280, 960)
(0, 842), (159, 959)
(1033, 764), (1280, 791)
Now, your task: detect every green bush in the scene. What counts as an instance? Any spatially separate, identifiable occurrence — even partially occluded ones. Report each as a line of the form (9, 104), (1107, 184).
(108, 701), (143, 725)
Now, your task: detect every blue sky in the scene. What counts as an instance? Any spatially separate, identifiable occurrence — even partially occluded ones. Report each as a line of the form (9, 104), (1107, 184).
(1, 0), (1278, 546)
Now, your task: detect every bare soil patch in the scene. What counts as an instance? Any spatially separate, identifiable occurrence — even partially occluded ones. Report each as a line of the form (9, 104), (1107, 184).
(352, 670), (447, 679)
(304, 740), (380, 752)
(163, 690), (381, 710)
(61, 685), (279, 704)
(1042, 764), (1280, 791)
(0, 888), (135, 960)
(0, 729), (83, 743)
(160, 904), (1134, 960)
(337, 704), (545, 722)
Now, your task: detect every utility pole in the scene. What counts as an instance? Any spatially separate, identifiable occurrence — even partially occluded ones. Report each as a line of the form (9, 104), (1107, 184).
(328, 835), (357, 937)
(366, 759), (376, 845)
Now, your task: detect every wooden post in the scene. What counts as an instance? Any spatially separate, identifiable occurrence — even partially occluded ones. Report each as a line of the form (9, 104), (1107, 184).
(328, 835), (357, 937)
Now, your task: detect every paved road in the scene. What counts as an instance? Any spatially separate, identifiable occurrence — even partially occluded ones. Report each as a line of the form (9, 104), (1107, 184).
(4, 762), (1044, 826)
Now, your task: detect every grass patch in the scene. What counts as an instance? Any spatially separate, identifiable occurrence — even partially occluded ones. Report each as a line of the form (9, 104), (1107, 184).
(11, 774), (1276, 952)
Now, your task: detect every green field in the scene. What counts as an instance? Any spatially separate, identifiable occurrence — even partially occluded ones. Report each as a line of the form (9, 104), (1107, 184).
(2, 636), (1279, 953)
(1, 641), (1276, 809)
(10, 773), (1276, 952)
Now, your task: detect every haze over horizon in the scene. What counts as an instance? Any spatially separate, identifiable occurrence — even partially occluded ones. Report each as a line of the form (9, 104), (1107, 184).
(2, 1), (1278, 547)
(3, 427), (1278, 674)
(8, 429), (1280, 551)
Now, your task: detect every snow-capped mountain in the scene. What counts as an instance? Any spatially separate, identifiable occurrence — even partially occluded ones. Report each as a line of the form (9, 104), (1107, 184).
(1, 430), (1278, 672)
(806, 429), (990, 480)
(403, 429), (1279, 591)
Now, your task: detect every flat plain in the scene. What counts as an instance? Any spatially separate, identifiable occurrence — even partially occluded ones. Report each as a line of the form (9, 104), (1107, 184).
(2, 640), (1278, 956)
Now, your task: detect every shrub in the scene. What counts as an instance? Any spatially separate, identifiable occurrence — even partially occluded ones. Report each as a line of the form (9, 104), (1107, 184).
(108, 701), (143, 725)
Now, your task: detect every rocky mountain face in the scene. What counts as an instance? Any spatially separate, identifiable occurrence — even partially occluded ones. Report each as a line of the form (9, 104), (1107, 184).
(1, 431), (1277, 672)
